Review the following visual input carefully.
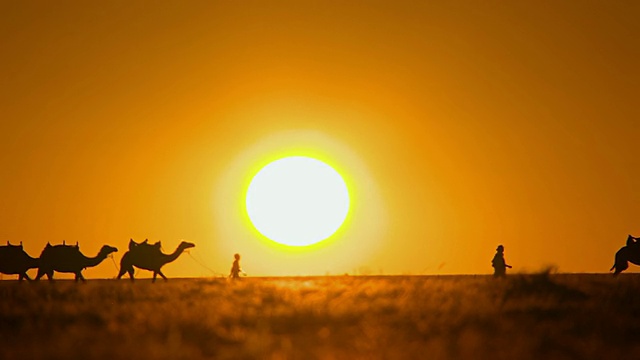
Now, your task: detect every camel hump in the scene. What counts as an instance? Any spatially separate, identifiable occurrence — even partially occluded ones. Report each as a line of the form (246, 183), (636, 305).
(129, 240), (163, 255)
(40, 245), (84, 265)
(43, 244), (82, 257)
(128, 239), (138, 251)
(0, 244), (27, 256)
(52, 244), (80, 250)
(2, 241), (22, 249)
(129, 239), (154, 251)
(1, 242), (23, 249)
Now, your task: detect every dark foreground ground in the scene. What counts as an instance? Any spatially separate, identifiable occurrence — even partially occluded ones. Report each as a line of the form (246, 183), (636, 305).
(0, 273), (639, 359)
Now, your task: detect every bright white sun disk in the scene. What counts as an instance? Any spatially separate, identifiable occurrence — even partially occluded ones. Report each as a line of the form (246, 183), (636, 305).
(246, 157), (350, 246)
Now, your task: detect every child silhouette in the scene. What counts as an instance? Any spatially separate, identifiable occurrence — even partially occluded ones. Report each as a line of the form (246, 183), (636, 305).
(229, 253), (246, 279)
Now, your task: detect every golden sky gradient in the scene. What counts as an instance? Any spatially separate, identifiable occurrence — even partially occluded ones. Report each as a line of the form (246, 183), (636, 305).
(1, 1), (639, 277)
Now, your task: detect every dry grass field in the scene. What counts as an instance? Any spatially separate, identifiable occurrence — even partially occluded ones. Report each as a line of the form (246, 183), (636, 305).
(0, 273), (639, 359)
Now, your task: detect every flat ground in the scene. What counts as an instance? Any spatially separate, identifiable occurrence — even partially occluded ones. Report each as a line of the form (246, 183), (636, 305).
(0, 274), (638, 359)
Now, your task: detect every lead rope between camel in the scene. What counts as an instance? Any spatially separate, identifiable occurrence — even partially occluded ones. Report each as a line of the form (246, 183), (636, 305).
(108, 253), (140, 279)
(185, 250), (225, 277)
(109, 254), (119, 273)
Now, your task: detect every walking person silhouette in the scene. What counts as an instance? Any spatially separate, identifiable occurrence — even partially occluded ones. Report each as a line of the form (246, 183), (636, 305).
(229, 253), (246, 279)
(492, 245), (512, 277)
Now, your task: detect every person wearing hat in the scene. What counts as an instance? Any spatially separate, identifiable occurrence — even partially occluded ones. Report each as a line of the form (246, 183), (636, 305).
(491, 245), (512, 277)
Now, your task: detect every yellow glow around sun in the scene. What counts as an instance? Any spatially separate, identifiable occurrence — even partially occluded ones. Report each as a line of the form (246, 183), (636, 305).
(246, 156), (350, 246)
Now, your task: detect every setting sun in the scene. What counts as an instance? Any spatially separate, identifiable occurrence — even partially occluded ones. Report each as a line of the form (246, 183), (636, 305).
(246, 156), (350, 247)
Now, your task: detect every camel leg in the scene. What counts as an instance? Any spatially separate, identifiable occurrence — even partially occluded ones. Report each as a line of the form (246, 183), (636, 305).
(18, 274), (25, 282)
(75, 272), (86, 282)
(36, 269), (46, 281)
(152, 272), (158, 283)
(120, 257), (136, 281)
(117, 266), (127, 279)
(23, 273), (32, 281)
(614, 262), (628, 276)
(158, 270), (168, 282)
(613, 260), (629, 276)
(117, 263), (134, 281)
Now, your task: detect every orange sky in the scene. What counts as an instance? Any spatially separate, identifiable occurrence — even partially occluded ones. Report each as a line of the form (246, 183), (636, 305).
(1, 1), (639, 278)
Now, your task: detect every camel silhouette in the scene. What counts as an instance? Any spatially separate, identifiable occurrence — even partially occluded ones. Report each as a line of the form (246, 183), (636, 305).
(0, 241), (39, 281)
(611, 243), (640, 275)
(610, 235), (640, 275)
(117, 240), (195, 282)
(36, 242), (118, 282)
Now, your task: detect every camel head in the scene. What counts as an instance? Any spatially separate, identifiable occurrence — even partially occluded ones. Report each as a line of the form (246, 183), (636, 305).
(178, 241), (195, 251)
(99, 245), (118, 257)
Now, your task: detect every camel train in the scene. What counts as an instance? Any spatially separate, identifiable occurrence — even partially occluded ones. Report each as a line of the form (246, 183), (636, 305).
(0, 239), (195, 282)
(4, 234), (640, 279)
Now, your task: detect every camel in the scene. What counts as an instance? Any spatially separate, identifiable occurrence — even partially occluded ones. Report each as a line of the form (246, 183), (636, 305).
(0, 241), (39, 281)
(36, 242), (118, 282)
(117, 240), (195, 282)
(611, 243), (640, 275)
